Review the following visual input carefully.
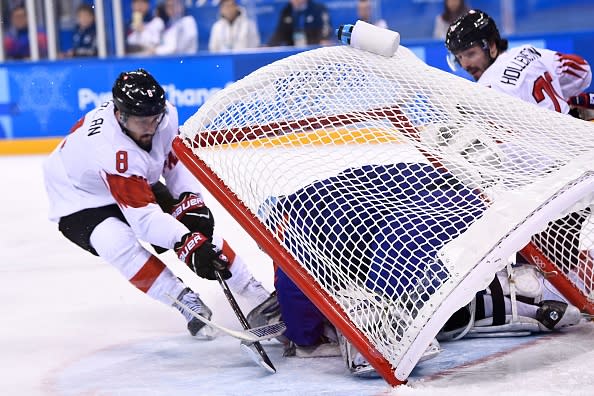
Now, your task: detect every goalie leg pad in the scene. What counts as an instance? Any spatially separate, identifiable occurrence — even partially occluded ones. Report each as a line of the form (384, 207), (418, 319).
(438, 295), (582, 340)
(495, 264), (544, 302)
(536, 300), (581, 330)
(275, 268), (328, 346)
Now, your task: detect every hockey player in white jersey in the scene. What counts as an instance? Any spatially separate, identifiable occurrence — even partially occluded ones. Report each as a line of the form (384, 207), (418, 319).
(445, 9), (591, 114)
(43, 69), (272, 337)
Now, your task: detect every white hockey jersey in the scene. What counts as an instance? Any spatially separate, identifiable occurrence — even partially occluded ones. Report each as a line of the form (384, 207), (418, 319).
(43, 100), (202, 250)
(478, 45), (591, 113)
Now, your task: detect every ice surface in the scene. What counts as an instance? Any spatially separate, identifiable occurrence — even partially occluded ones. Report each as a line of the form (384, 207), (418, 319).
(2, 155), (593, 396)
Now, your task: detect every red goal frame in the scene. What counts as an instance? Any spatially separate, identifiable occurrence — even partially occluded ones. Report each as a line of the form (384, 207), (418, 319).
(173, 104), (593, 384)
(173, 136), (403, 386)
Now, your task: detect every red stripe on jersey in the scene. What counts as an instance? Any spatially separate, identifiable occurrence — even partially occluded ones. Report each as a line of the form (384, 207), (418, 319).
(69, 116), (85, 134)
(557, 53), (588, 66)
(563, 61), (587, 73)
(130, 255), (166, 293)
(221, 240), (237, 266)
(106, 173), (157, 208)
(564, 69), (582, 79)
(164, 151), (179, 171)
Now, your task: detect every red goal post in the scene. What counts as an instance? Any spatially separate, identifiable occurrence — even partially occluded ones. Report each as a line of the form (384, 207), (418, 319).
(174, 44), (594, 385)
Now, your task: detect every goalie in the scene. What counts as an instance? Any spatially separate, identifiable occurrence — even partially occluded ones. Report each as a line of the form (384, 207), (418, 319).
(255, 161), (582, 377)
(43, 69), (273, 338)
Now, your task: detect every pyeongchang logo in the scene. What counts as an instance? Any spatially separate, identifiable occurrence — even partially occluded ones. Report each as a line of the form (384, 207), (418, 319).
(78, 83), (229, 110)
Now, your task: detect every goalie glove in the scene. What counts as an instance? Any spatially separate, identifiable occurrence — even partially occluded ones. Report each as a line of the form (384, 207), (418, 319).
(171, 192), (215, 238)
(174, 232), (232, 280)
(567, 92), (594, 109)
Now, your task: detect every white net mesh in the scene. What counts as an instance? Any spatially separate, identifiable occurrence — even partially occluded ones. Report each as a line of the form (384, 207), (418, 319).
(178, 45), (594, 380)
(529, 208), (594, 308)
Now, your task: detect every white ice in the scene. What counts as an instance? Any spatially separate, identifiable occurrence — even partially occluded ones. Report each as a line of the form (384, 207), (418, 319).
(2, 155), (593, 396)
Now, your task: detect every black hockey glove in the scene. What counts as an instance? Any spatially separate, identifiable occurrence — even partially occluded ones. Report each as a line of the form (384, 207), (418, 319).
(568, 92), (594, 109)
(171, 192), (215, 238)
(174, 232), (232, 280)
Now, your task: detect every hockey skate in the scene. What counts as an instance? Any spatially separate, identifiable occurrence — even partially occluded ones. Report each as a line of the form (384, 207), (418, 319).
(175, 288), (216, 339)
(335, 291), (441, 378)
(246, 291), (288, 343)
(247, 291), (282, 326)
(337, 329), (440, 378)
(282, 321), (341, 358)
(283, 339), (342, 358)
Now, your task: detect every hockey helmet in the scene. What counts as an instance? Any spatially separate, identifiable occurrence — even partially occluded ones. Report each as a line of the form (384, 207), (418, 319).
(445, 9), (501, 54)
(112, 69), (166, 117)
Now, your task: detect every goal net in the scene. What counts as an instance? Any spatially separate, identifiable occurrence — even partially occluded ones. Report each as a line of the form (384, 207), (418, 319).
(174, 44), (594, 385)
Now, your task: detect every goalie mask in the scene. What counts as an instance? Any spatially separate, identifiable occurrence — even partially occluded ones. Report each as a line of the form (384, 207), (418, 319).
(445, 9), (506, 72)
(112, 69), (166, 117)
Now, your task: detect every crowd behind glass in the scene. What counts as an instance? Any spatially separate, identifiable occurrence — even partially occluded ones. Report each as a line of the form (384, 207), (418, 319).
(0, 0), (592, 62)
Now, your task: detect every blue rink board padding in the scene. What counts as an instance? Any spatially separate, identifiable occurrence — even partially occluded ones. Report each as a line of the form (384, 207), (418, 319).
(1, 30), (593, 139)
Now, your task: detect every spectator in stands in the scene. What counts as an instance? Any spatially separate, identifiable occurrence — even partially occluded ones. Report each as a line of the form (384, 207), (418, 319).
(3, 5), (48, 60)
(356, 0), (387, 29)
(433, 0), (468, 39)
(64, 3), (97, 57)
(208, 0), (260, 53)
(1, 0), (23, 25)
(267, 0), (332, 47)
(147, 0), (198, 55)
(126, 0), (164, 54)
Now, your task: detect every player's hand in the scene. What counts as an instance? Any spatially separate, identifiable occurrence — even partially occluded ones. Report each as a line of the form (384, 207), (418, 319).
(171, 192), (215, 238)
(174, 232), (232, 280)
(567, 93), (594, 109)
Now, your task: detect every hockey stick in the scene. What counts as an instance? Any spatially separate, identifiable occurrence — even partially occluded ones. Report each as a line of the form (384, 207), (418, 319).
(167, 293), (287, 343)
(214, 270), (277, 373)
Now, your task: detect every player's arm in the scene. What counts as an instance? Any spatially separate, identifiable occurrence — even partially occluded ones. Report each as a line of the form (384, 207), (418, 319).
(159, 103), (203, 197)
(553, 51), (592, 99)
(162, 147), (205, 201)
(102, 155), (229, 280)
(103, 168), (189, 249)
(159, 110), (216, 237)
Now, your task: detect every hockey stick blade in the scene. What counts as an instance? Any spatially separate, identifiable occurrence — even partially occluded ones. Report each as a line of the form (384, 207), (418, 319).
(240, 341), (276, 373)
(166, 293), (286, 342)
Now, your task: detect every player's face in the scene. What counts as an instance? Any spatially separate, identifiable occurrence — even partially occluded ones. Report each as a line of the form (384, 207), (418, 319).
(454, 45), (491, 81)
(120, 112), (165, 150)
(220, 0), (238, 21)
